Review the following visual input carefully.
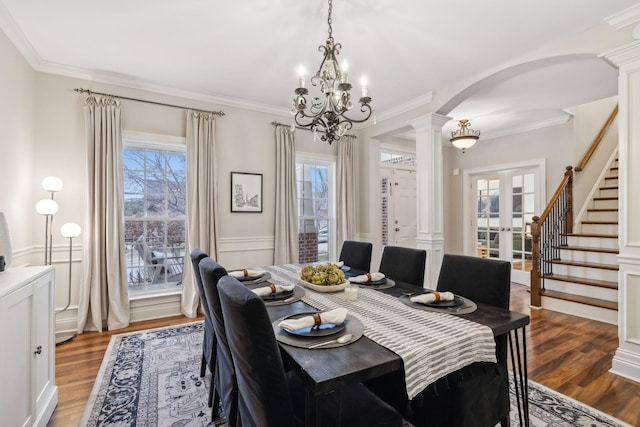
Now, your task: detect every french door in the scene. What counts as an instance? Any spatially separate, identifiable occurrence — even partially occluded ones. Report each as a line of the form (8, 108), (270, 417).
(380, 168), (417, 248)
(473, 168), (539, 284)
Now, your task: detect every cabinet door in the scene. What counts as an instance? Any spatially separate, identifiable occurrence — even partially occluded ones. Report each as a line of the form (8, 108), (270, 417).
(33, 272), (55, 422)
(0, 282), (34, 427)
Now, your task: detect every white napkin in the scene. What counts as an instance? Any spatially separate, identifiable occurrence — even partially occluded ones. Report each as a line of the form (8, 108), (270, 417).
(349, 272), (385, 283)
(278, 307), (348, 332)
(410, 291), (455, 305)
(333, 261), (345, 267)
(252, 283), (295, 297)
(229, 269), (264, 279)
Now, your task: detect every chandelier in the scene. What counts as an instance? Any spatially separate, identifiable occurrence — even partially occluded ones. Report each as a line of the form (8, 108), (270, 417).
(450, 119), (480, 153)
(291, 0), (373, 144)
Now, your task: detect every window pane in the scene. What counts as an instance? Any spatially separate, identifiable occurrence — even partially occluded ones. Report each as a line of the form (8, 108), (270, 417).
(123, 145), (186, 293)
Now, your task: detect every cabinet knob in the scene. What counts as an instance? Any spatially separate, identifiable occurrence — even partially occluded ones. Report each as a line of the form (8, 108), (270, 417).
(34, 345), (42, 356)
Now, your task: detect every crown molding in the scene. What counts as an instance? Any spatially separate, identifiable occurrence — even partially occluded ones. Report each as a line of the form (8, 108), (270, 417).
(479, 113), (572, 142)
(0, 2), (42, 68)
(37, 60), (292, 116)
(605, 4), (640, 30)
(374, 92), (434, 123)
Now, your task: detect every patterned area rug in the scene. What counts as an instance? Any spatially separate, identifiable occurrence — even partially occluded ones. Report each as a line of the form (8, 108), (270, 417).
(80, 322), (631, 427)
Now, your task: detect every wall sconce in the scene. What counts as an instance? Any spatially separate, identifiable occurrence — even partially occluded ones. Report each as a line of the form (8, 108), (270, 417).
(450, 119), (480, 153)
(56, 222), (81, 345)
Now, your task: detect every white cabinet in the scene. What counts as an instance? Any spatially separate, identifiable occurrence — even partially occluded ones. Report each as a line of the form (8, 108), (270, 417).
(0, 266), (58, 427)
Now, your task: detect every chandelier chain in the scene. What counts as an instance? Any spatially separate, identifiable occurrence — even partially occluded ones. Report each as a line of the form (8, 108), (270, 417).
(327, 0), (333, 40)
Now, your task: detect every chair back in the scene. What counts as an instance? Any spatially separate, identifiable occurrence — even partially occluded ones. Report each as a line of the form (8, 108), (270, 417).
(339, 240), (373, 273)
(379, 246), (426, 287)
(436, 254), (510, 309)
(218, 276), (296, 427)
(199, 258), (238, 426)
(190, 250), (214, 372)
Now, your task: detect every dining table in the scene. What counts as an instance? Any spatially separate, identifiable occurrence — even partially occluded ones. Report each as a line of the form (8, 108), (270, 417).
(251, 263), (530, 427)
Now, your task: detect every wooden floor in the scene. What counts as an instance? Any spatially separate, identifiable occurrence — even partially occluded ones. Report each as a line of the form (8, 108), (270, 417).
(48, 284), (640, 427)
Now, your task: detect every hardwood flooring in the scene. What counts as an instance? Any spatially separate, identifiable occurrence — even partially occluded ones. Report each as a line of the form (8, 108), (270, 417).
(48, 285), (640, 427)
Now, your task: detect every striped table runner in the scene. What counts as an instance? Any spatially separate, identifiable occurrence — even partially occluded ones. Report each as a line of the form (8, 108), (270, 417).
(263, 264), (497, 399)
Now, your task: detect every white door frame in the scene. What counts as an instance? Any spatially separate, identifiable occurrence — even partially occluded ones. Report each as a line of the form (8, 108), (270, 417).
(462, 159), (546, 285)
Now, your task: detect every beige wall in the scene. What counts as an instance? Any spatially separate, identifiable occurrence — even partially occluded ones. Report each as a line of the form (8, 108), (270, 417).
(0, 28), (37, 259)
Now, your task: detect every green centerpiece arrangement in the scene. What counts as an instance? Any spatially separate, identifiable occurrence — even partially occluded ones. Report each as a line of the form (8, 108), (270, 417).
(300, 263), (347, 287)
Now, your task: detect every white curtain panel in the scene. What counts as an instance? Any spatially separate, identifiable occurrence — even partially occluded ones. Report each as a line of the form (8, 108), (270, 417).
(183, 110), (218, 317)
(337, 135), (357, 245)
(274, 126), (299, 264)
(78, 95), (130, 333)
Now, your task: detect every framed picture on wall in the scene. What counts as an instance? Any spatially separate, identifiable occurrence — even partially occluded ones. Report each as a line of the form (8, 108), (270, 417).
(231, 172), (263, 213)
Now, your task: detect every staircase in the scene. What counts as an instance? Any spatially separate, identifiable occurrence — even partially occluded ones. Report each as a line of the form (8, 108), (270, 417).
(539, 158), (619, 324)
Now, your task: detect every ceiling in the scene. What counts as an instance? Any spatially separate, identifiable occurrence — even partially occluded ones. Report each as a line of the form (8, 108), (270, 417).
(1, 0), (637, 139)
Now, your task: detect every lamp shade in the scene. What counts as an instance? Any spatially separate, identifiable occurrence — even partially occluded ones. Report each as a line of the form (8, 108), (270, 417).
(60, 222), (82, 238)
(35, 199), (59, 215)
(42, 176), (64, 192)
(450, 137), (478, 150)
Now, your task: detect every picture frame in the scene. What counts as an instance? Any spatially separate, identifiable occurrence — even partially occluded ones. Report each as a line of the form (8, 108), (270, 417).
(231, 172), (263, 213)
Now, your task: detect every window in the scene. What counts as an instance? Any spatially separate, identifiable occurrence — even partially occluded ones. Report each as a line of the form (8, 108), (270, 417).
(296, 157), (335, 263)
(122, 136), (186, 294)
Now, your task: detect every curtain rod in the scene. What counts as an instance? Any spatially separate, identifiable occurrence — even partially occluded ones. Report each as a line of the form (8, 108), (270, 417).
(74, 88), (226, 117)
(271, 121), (356, 139)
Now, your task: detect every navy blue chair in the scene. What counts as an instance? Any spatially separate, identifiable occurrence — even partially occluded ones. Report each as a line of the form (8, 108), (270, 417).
(338, 240), (373, 273)
(199, 258), (238, 426)
(217, 275), (404, 427)
(189, 251), (214, 388)
(379, 246), (426, 287)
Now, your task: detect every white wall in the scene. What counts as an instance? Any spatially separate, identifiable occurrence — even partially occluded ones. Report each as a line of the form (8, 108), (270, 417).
(0, 27), (36, 264)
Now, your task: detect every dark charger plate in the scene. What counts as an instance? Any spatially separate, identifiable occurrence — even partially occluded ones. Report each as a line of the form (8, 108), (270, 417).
(281, 312), (347, 337)
(247, 283), (294, 301)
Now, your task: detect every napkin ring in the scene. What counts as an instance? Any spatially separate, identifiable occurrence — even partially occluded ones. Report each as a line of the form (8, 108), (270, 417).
(432, 291), (441, 303)
(243, 269), (249, 277)
(366, 273), (372, 281)
(269, 284), (277, 294)
(312, 313), (322, 327)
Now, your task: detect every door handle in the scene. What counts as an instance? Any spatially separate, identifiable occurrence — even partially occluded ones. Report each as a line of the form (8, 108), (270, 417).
(395, 228), (400, 232)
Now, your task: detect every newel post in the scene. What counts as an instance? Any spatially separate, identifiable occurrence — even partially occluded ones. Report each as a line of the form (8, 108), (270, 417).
(565, 166), (573, 234)
(530, 215), (541, 307)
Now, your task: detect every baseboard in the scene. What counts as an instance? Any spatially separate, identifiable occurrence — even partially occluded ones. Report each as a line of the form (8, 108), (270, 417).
(611, 347), (640, 383)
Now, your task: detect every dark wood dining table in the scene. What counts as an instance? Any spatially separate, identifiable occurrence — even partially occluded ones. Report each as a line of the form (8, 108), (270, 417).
(261, 266), (531, 427)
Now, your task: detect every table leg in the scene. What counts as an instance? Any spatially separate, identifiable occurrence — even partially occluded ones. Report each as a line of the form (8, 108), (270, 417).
(508, 327), (529, 427)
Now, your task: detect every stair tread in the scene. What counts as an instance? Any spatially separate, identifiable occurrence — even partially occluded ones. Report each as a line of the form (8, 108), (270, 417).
(540, 289), (618, 310)
(549, 259), (619, 270)
(554, 245), (619, 254)
(593, 196), (618, 201)
(564, 232), (618, 239)
(581, 220), (618, 225)
(542, 273), (618, 289)
(587, 208), (618, 212)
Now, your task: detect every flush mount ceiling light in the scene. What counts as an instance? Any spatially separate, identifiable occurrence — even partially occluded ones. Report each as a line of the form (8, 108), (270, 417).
(291, 0), (373, 144)
(450, 119), (480, 153)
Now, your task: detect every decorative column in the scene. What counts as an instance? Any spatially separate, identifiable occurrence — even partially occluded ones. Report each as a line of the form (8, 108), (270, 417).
(602, 30), (640, 383)
(408, 113), (451, 288)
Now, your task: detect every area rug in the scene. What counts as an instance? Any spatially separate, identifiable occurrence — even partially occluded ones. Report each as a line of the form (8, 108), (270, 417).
(80, 322), (631, 427)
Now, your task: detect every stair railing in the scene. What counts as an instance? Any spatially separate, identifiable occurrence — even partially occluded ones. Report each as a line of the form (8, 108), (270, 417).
(530, 104), (618, 307)
(530, 167), (573, 306)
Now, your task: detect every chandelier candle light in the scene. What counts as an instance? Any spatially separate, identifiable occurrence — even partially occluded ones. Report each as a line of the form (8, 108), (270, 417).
(450, 119), (481, 153)
(291, 0), (373, 144)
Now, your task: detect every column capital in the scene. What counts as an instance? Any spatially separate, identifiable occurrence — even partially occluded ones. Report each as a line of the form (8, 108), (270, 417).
(407, 113), (452, 133)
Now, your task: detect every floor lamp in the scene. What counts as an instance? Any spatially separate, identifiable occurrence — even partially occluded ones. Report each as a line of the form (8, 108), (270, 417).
(38, 176), (63, 265)
(35, 199), (59, 265)
(56, 222), (81, 345)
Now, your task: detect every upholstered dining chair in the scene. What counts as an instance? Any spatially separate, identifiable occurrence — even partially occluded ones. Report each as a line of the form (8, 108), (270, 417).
(217, 275), (405, 427)
(338, 240), (373, 273)
(189, 250), (216, 407)
(378, 246), (426, 287)
(419, 253), (512, 427)
(199, 257), (238, 426)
